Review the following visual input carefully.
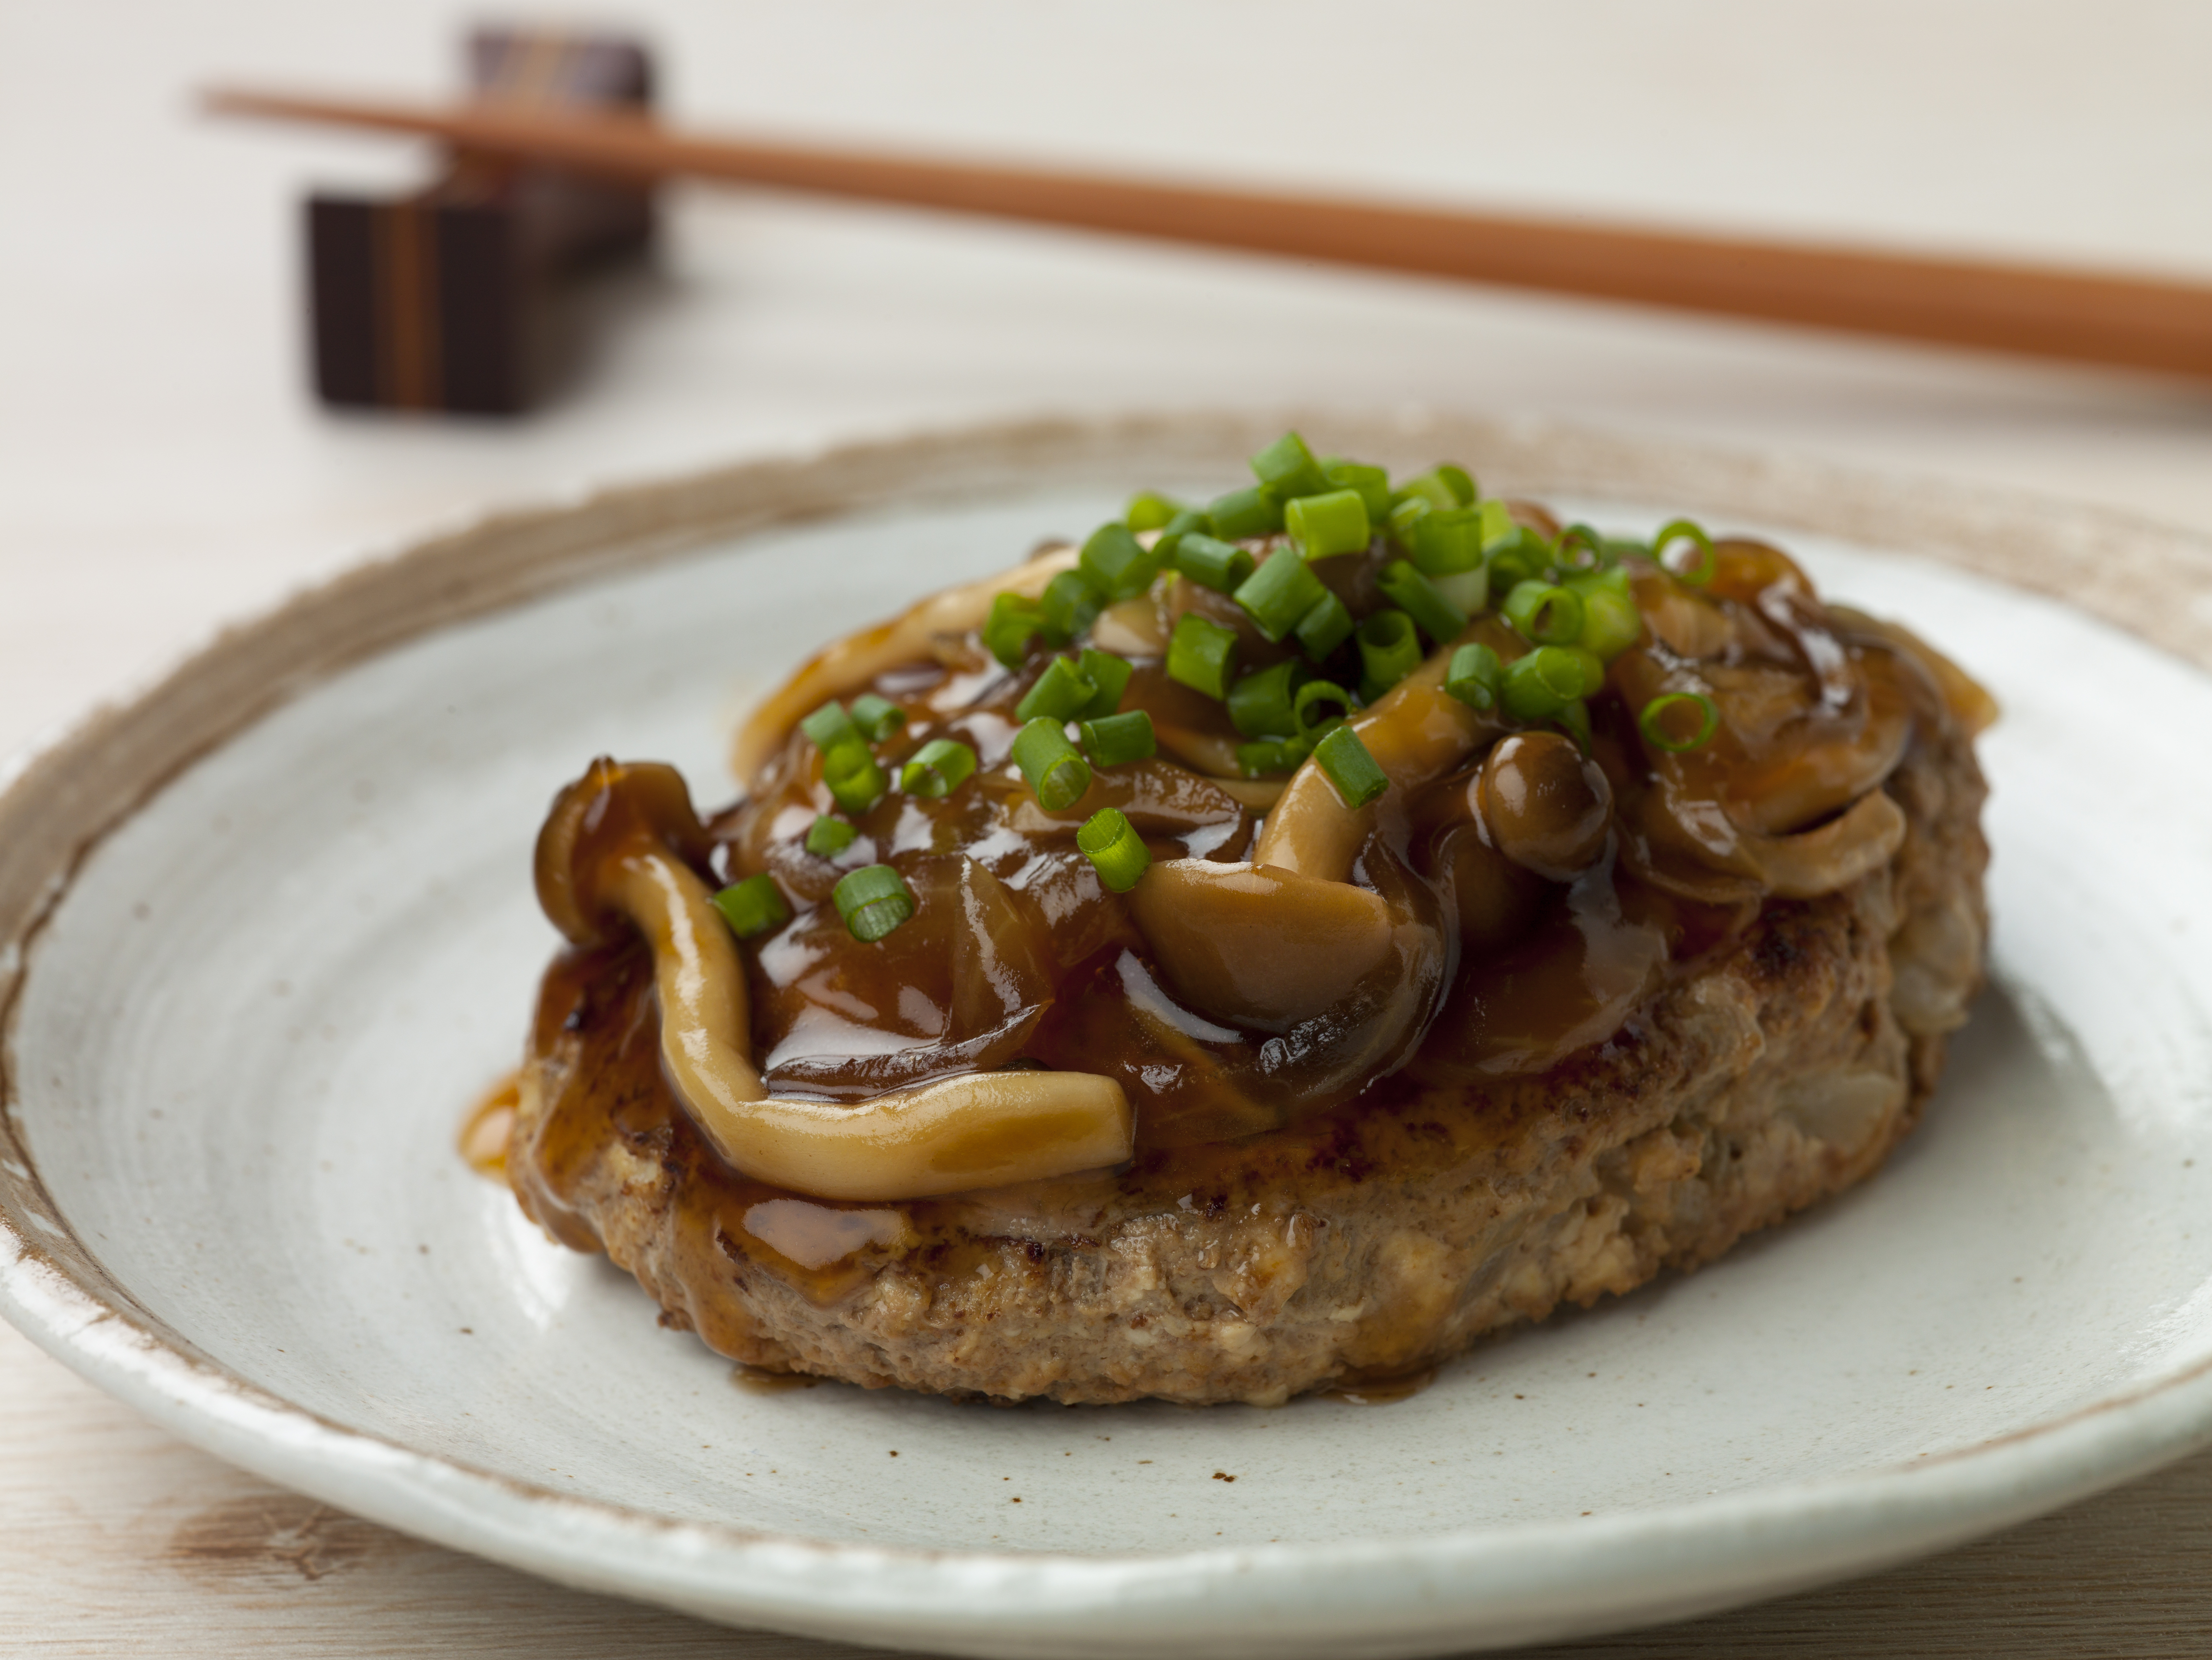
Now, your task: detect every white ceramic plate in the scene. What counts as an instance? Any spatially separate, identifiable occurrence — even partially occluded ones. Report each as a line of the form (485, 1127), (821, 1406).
(8, 416), (2212, 1659)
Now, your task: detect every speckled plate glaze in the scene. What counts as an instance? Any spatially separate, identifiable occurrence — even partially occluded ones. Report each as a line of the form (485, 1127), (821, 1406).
(8, 415), (2212, 1659)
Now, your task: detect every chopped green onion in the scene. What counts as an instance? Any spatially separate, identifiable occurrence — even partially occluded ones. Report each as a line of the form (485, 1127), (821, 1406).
(1394, 470), (1459, 513)
(1153, 506), (1210, 567)
(1322, 460), (1392, 522)
(1478, 499), (1516, 543)
(1079, 709), (1157, 767)
(1568, 647), (1607, 697)
(900, 737), (977, 797)
(1170, 532), (1255, 593)
(832, 863), (915, 943)
(1249, 430), (1331, 501)
(1294, 590), (1355, 660)
(1567, 567), (1642, 660)
(821, 740), (886, 813)
(1432, 565), (1491, 618)
(713, 872), (790, 939)
(1358, 609), (1421, 698)
(1077, 806), (1152, 893)
(1388, 494), (1433, 548)
(804, 814), (857, 858)
(1015, 655), (1099, 722)
(1313, 725), (1388, 809)
(1233, 549), (1329, 642)
(847, 693), (905, 743)
(1556, 523), (1612, 567)
(1284, 488), (1372, 560)
(1040, 568), (1105, 643)
(1010, 717), (1094, 811)
(1484, 525), (1553, 593)
(1640, 692), (1720, 753)
(1652, 518), (1718, 585)
(1503, 579), (1586, 646)
(1434, 464), (1478, 507)
(1206, 485), (1283, 540)
(799, 700), (859, 753)
(1444, 642), (1504, 711)
(1236, 736), (1309, 777)
(1377, 560), (1469, 643)
(1226, 659), (1308, 738)
(1501, 646), (1591, 721)
(1165, 613), (1238, 699)
(1552, 698), (1594, 754)
(1077, 647), (1133, 719)
(1294, 678), (1354, 741)
(1124, 492), (1182, 533)
(1079, 522), (1159, 600)
(983, 592), (1045, 668)
(1411, 506), (1486, 576)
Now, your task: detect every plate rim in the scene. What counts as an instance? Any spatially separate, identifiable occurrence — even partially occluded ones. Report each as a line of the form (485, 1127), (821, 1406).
(8, 410), (2212, 1657)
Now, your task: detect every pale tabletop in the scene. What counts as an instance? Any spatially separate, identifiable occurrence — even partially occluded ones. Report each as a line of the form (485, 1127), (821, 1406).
(5, 2), (2212, 1653)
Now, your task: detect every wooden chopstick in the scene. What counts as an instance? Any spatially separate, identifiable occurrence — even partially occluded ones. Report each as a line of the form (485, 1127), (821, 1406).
(206, 85), (2212, 382)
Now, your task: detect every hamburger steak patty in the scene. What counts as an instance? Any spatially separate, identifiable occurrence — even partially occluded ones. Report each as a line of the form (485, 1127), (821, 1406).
(508, 716), (1985, 1407)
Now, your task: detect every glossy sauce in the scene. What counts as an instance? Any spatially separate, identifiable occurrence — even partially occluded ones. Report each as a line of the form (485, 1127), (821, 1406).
(507, 526), (1987, 1300)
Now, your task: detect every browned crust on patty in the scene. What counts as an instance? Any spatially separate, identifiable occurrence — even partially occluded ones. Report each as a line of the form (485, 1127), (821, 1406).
(509, 721), (1986, 1406)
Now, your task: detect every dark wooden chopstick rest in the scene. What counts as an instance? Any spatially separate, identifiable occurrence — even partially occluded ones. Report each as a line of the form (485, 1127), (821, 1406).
(307, 29), (656, 415)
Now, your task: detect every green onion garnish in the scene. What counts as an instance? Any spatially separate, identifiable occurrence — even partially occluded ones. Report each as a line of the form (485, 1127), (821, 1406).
(1015, 655), (1099, 723)
(1444, 642), (1504, 711)
(1553, 698), (1595, 754)
(1166, 613), (1238, 699)
(1503, 579), (1586, 646)
(1393, 471), (1458, 513)
(1294, 590), (1355, 660)
(1040, 568), (1106, 643)
(1206, 485), (1283, 541)
(1556, 522), (1611, 567)
(847, 693), (906, 743)
(1170, 532), (1255, 593)
(1640, 692), (1720, 753)
(1411, 506), (1486, 576)
(1079, 709), (1157, 767)
(832, 863), (915, 943)
(1322, 460), (1392, 522)
(983, 592), (1045, 668)
(1226, 659), (1308, 738)
(1357, 609), (1421, 698)
(713, 873), (790, 939)
(1484, 526), (1553, 594)
(1294, 678), (1354, 742)
(1501, 646), (1593, 721)
(1077, 647), (1133, 719)
(1153, 506), (1209, 568)
(1377, 560), (1469, 643)
(800, 700), (860, 753)
(1652, 518), (1718, 585)
(1250, 430), (1331, 501)
(1284, 488), (1372, 560)
(1079, 522), (1159, 601)
(1233, 550), (1329, 642)
(1077, 806), (1151, 893)
(1236, 736), (1309, 777)
(821, 740), (887, 813)
(1567, 566), (1642, 660)
(1011, 717), (1094, 811)
(1313, 725), (1388, 809)
(1435, 464), (1478, 506)
(1388, 494), (1433, 548)
(900, 737), (978, 797)
(1124, 492), (1182, 533)
(804, 814), (857, 858)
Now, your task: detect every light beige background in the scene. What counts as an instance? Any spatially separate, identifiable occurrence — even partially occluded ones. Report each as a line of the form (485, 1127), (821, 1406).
(4, 1), (2211, 1652)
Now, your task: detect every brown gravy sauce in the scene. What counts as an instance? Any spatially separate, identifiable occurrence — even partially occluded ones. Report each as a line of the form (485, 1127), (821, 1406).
(459, 1072), (521, 1180)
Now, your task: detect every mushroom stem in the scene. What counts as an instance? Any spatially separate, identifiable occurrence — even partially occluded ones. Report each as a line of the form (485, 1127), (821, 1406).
(730, 545), (1077, 785)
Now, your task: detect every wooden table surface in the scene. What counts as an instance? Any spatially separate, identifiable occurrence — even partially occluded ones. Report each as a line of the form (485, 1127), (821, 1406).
(5, 1), (2212, 1652)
